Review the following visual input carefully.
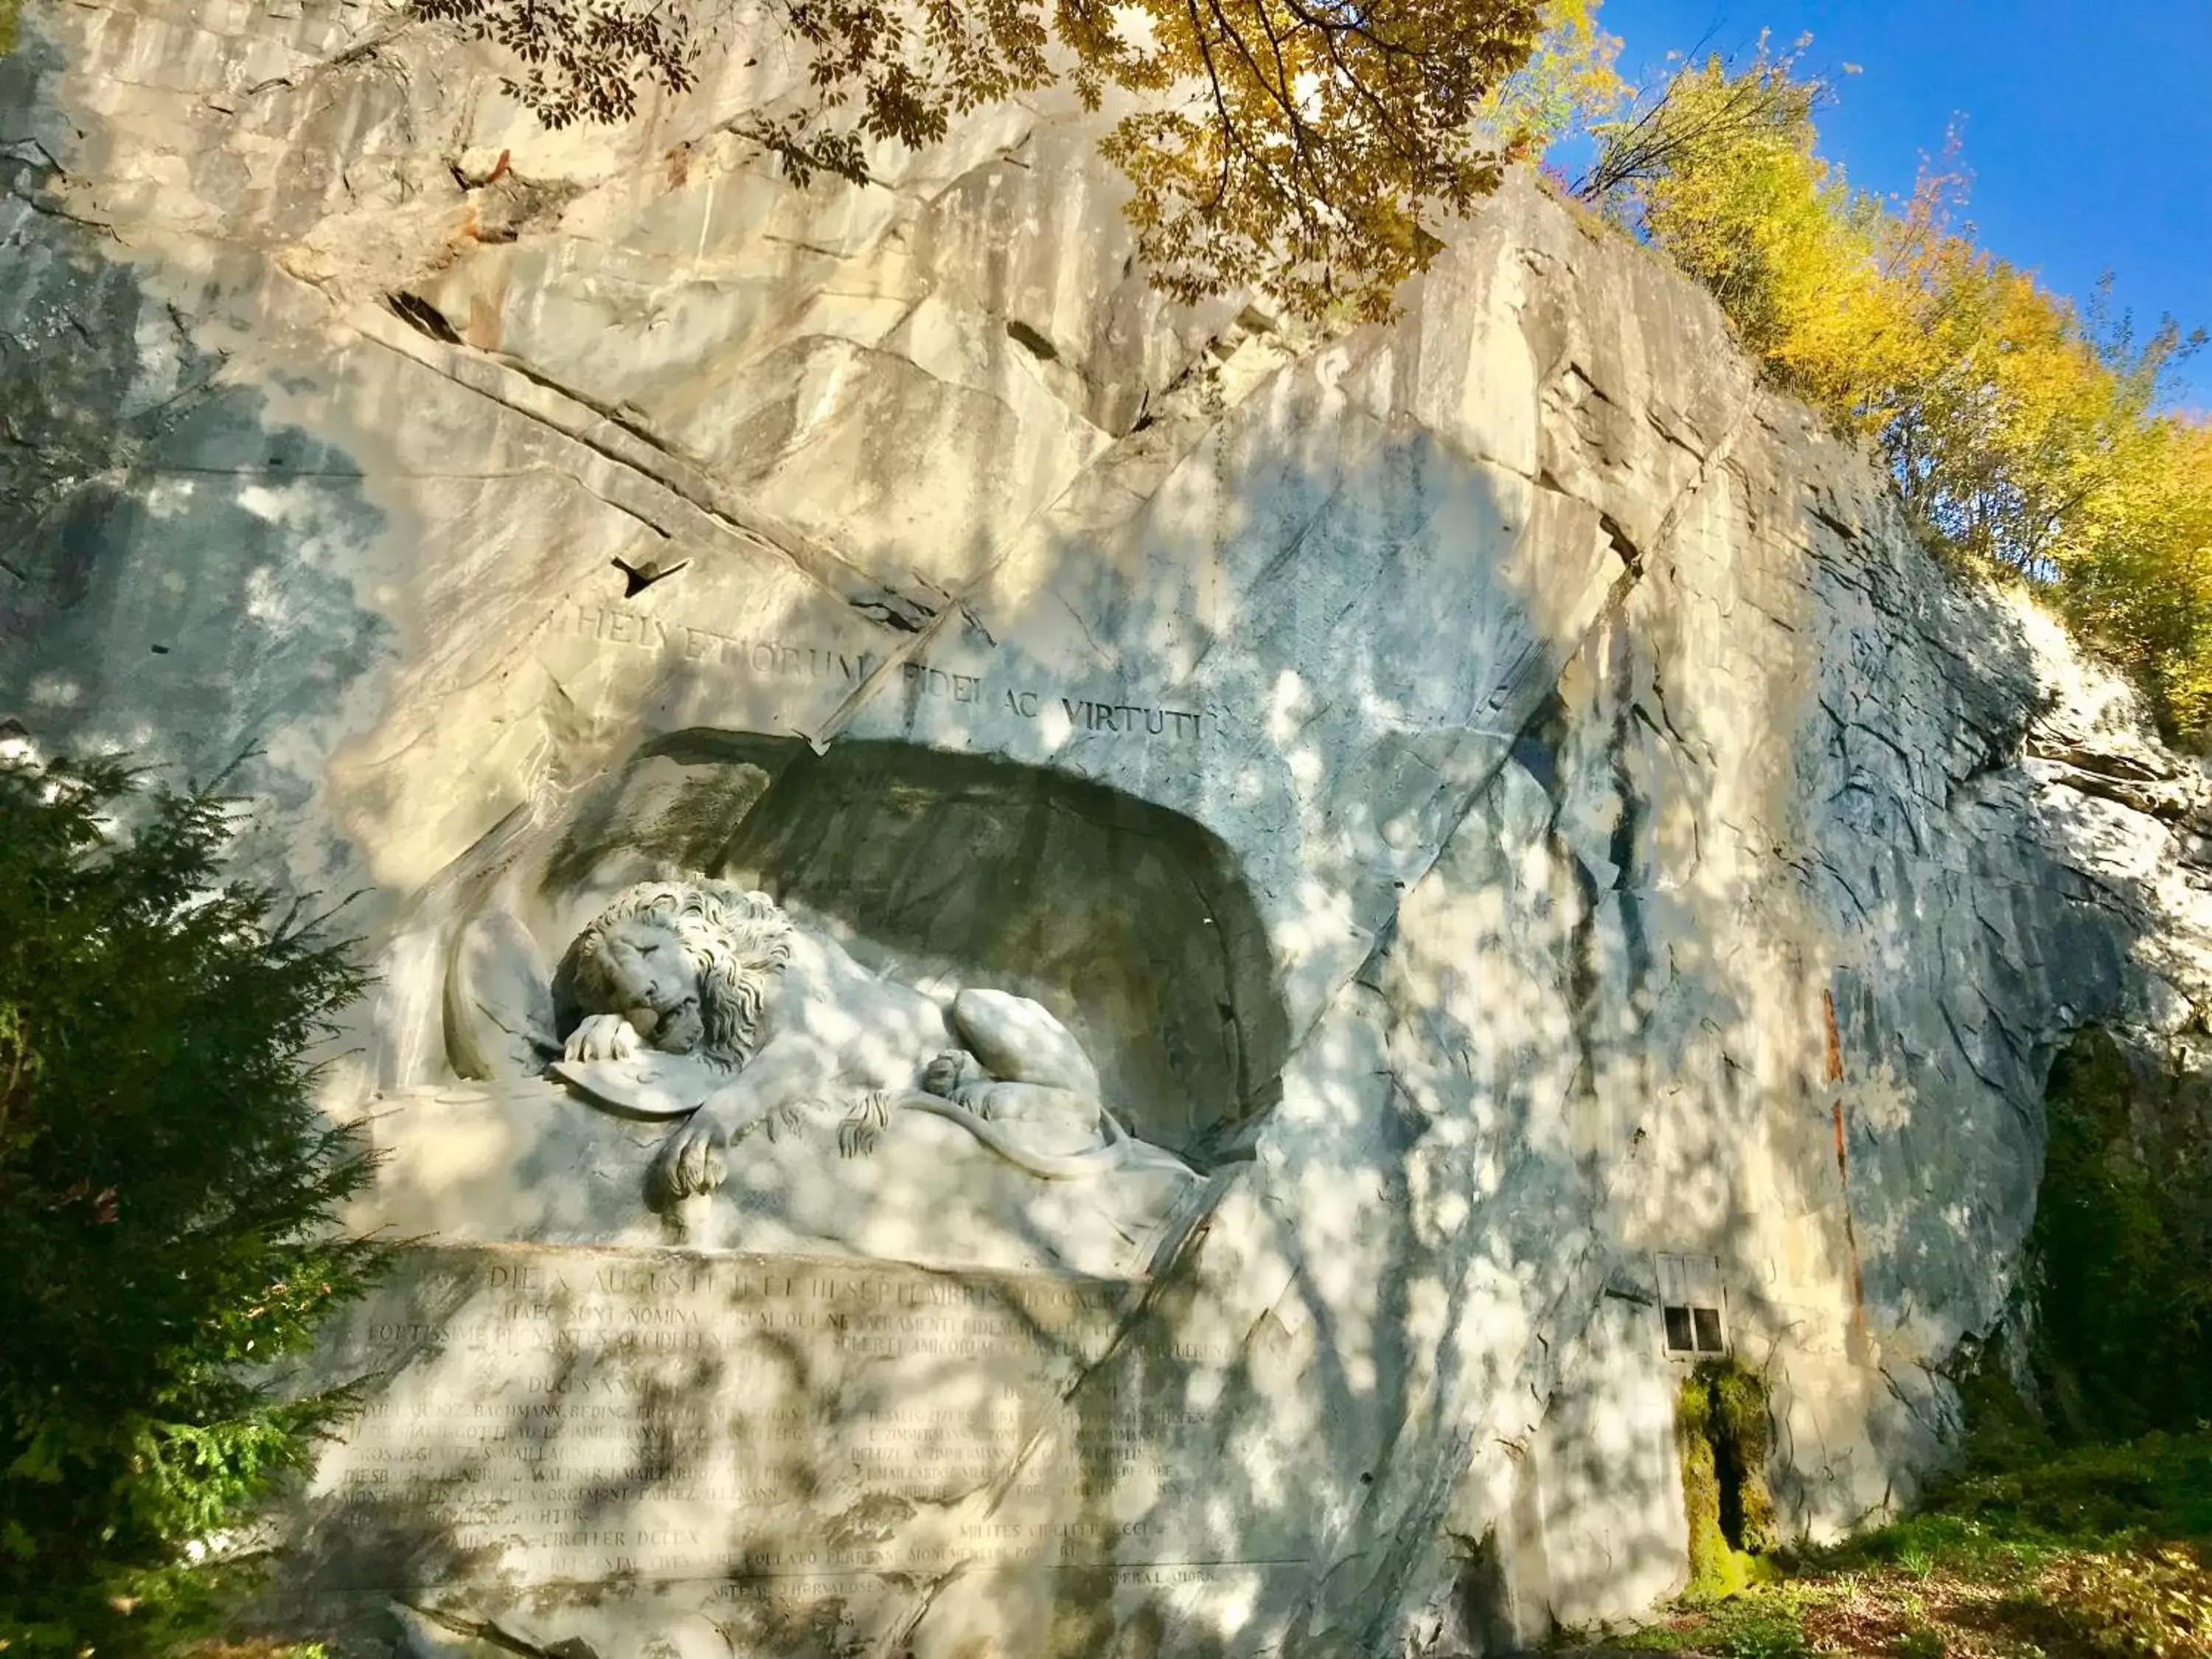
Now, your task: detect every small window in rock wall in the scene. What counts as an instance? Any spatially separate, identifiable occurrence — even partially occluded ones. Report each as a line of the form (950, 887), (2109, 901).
(1656, 1253), (1728, 1356)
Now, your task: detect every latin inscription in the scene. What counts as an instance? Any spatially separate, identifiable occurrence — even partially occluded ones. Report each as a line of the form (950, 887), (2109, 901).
(563, 603), (1206, 742)
(305, 1249), (1197, 1588)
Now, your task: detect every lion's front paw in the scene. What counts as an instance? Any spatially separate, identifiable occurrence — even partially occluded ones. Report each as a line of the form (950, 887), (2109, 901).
(565, 1012), (641, 1062)
(651, 1113), (729, 1204)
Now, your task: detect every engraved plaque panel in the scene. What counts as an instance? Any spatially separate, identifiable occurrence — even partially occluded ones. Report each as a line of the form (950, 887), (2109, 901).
(297, 1245), (1199, 1592)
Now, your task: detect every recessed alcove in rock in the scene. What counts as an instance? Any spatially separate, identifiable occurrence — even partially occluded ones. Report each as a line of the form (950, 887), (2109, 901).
(546, 730), (1289, 1163)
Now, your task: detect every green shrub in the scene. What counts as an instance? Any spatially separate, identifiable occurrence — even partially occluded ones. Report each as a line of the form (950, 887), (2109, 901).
(2030, 1031), (2212, 1442)
(0, 755), (388, 1655)
(1935, 1434), (2212, 1546)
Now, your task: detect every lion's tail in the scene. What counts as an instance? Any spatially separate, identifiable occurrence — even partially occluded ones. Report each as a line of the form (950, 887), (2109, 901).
(888, 1092), (1187, 1182)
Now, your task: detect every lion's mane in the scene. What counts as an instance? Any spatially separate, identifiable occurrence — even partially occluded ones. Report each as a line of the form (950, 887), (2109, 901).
(559, 881), (793, 1071)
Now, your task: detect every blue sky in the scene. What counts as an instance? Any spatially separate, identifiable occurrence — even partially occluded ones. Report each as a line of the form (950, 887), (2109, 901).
(1601, 0), (2212, 408)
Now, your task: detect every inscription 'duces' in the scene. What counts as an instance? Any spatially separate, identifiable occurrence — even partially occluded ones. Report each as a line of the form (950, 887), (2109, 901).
(561, 603), (1207, 741)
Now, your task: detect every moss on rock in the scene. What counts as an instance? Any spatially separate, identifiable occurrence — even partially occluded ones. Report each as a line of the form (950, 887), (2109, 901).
(1677, 1358), (1779, 1599)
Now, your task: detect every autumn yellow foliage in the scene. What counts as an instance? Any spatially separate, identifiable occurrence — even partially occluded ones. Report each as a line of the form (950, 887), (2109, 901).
(419, 0), (1565, 323)
(1481, 0), (1625, 156)
(1585, 46), (2212, 740)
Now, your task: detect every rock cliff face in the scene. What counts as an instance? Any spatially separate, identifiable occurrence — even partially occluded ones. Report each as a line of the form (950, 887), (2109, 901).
(10, 4), (2212, 1655)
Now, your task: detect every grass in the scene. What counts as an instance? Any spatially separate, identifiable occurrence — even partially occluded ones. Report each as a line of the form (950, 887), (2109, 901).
(1564, 1433), (2212, 1658)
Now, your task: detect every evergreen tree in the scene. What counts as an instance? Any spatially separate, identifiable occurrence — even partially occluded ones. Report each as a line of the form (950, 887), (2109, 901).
(0, 754), (389, 1655)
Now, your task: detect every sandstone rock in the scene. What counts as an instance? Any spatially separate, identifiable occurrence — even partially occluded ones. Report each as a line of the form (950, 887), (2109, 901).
(10, 6), (2212, 1655)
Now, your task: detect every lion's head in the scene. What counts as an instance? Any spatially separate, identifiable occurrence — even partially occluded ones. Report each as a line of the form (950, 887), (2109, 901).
(554, 881), (793, 1071)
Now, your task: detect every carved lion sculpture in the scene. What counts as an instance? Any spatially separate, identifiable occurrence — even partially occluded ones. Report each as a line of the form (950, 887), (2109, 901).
(555, 882), (793, 1076)
(548, 880), (1179, 1205)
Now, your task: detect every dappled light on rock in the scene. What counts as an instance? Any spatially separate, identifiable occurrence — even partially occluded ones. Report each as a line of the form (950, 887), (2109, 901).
(10, 7), (2212, 1655)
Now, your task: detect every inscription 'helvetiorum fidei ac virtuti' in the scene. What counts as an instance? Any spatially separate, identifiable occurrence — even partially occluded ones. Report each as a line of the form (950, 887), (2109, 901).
(563, 602), (1208, 740)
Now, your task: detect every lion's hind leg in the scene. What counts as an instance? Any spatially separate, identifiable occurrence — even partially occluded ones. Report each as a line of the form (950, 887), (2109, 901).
(949, 990), (1101, 1099)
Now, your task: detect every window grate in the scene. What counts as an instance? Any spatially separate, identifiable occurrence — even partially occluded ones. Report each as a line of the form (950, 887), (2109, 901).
(1655, 1253), (1729, 1356)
